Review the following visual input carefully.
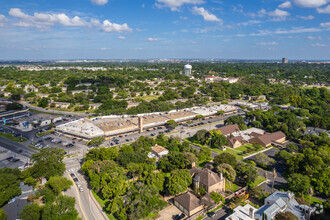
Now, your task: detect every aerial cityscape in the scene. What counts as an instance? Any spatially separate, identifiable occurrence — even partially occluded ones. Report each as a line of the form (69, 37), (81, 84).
(0, 0), (329, 220)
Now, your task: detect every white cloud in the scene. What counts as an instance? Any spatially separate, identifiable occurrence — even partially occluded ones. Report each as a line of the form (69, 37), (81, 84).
(102, 20), (132, 33)
(118, 36), (126, 40)
(279, 1), (292, 8)
(317, 4), (330, 13)
(7, 8), (132, 33)
(156, 0), (204, 11)
(296, 15), (314, 20)
(0, 14), (8, 26)
(9, 8), (29, 19)
(258, 9), (267, 17)
(268, 9), (290, 20)
(238, 20), (261, 26)
(256, 41), (278, 46)
(192, 6), (222, 22)
(100, 47), (111, 50)
(320, 21), (330, 27)
(147, 37), (159, 42)
(90, 0), (108, 6)
(311, 43), (327, 47)
(306, 36), (322, 40)
(179, 16), (188, 20)
(293, 0), (328, 8)
(250, 27), (322, 36)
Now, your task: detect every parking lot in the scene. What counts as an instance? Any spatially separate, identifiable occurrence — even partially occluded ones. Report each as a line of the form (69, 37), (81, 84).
(32, 132), (89, 156)
(0, 146), (30, 169)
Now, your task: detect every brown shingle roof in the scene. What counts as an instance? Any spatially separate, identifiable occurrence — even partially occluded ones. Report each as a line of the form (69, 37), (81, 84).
(227, 136), (243, 145)
(249, 132), (263, 138)
(151, 145), (167, 154)
(255, 131), (286, 146)
(217, 124), (240, 136)
(174, 192), (201, 211)
(190, 168), (222, 188)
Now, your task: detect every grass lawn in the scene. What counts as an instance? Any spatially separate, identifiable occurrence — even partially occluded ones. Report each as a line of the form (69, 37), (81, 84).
(254, 176), (266, 186)
(195, 216), (204, 220)
(302, 194), (324, 204)
(235, 144), (253, 152)
(139, 95), (160, 101)
(212, 148), (243, 161)
(37, 129), (54, 137)
(225, 180), (241, 192)
(0, 132), (27, 142)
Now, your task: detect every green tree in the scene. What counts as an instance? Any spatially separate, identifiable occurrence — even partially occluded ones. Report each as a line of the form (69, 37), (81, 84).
(6, 102), (23, 111)
(0, 209), (6, 220)
(165, 120), (178, 130)
(101, 172), (127, 200)
(210, 192), (224, 204)
(166, 169), (192, 195)
(214, 152), (237, 168)
(158, 152), (190, 172)
(286, 143), (298, 153)
(38, 97), (49, 108)
(145, 172), (166, 192)
(19, 203), (41, 220)
(224, 115), (247, 130)
(31, 148), (66, 179)
(24, 177), (37, 189)
(87, 137), (105, 146)
(255, 153), (275, 167)
(287, 173), (311, 195)
(107, 196), (126, 220)
(46, 176), (72, 195)
(236, 161), (258, 184)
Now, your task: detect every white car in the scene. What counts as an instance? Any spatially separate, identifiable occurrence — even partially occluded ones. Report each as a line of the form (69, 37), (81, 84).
(79, 187), (84, 192)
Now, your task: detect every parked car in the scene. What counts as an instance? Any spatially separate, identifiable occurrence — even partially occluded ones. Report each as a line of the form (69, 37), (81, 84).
(11, 158), (20, 162)
(207, 212), (216, 217)
(173, 213), (185, 220)
(6, 156), (13, 161)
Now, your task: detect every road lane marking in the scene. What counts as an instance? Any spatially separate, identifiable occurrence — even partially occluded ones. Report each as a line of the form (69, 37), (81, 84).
(68, 173), (87, 220)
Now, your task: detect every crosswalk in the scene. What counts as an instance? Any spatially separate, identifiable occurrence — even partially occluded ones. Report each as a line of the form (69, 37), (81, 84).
(65, 168), (79, 173)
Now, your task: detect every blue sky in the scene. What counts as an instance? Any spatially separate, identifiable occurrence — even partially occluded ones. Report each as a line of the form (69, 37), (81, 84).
(0, 0), (329, 60)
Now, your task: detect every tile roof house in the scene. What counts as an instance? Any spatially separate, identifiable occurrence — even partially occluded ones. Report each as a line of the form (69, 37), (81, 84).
(225, 204), (257, 220)
(255, 191), (314, 220)
(190, 168), (225, 193)
(173, 192), (203, 217)
(217, 124), (240, 136)
(147, 144), (169, 160)
(227, 135), (244, 148)
(249, 131), (286, 147)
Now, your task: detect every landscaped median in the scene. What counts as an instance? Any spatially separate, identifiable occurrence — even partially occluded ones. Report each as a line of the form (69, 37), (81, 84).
(36, 129), (54, 137)
(0, 132), (27, 142)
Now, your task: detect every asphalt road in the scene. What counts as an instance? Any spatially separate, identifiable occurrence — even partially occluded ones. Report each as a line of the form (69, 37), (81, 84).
(0, 136), (37, 158)
(20, 101), (89, 116)
(64, 157), (108, 220)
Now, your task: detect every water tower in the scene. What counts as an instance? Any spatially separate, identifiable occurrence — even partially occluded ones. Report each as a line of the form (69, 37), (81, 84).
(184, 64), (192, 76)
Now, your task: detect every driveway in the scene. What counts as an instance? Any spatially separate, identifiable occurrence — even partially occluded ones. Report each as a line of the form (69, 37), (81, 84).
(157, 205), (181, 220)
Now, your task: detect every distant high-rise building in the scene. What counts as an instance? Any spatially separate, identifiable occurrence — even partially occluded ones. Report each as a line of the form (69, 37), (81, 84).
(282, 58), (288, 64)
(184, 64), (192, 76)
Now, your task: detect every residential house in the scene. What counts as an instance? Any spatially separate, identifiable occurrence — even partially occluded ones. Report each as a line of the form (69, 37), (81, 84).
(173, 192), (204, 217)
(147, 144), (169, 160)
(249, 131), (286, 147)
(255, 191), (314, 220)
(225, 204), (257, 220)
(190, 167), (225, 193)
(227, 135), (244, 148)
(217, 124), (240, 136)
(52, 102), (70, 109)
